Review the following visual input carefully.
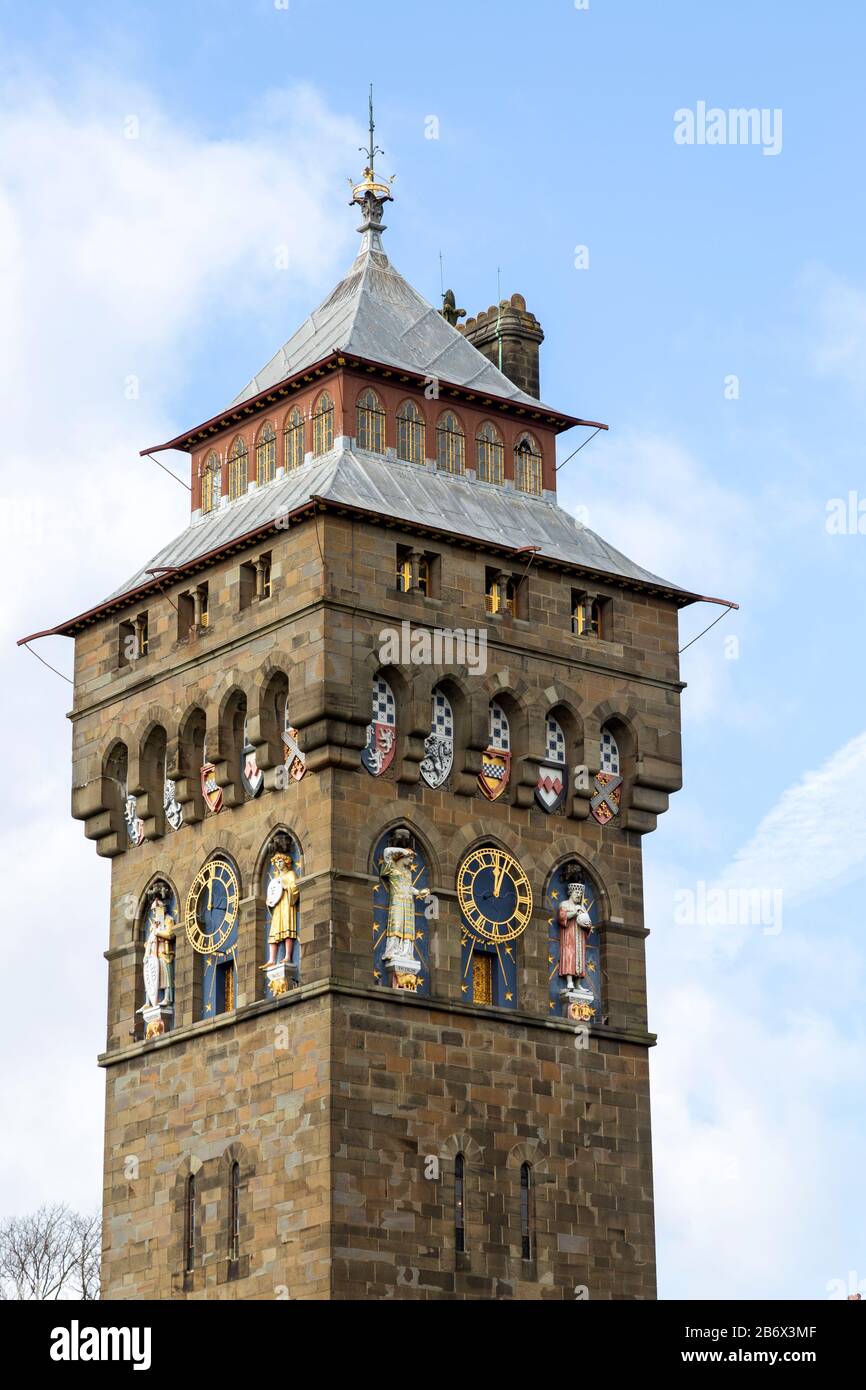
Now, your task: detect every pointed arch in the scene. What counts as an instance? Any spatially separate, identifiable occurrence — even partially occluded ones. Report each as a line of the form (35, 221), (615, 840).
(227, 435), (248, 499)
(356, 387), (386, 453)
(283, 405), (305, 471)
(436, 408), (465, 474)
(201, 450), (221, 513)
(255, 420), (277, 484)
(396, 397), (425, 464)
(475, 420), (504, 483)
(514, 431), (543, 495)
(312, 391), (334, 456)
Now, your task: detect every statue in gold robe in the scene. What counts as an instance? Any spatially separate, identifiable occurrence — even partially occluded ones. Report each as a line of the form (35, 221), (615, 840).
(266, 852), (299, 965)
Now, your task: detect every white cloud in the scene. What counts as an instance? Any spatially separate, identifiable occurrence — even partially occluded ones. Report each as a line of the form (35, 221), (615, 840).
(805, 265), (866, 395)
(649, 725), (866, 1297)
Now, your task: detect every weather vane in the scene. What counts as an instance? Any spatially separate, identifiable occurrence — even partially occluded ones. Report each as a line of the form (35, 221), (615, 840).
(360, 83), (384, 179)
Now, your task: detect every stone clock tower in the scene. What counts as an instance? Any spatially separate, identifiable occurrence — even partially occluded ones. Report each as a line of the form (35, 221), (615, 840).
(24, 131), (713, 1300)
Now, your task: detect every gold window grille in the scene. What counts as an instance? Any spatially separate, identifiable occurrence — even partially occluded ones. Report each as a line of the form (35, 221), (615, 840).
(356, 389), (386, 453)
(396, 399), (425, 464)
(284, 408), (304, 470)
(227, 438), (248, 499)
(201, 452), (221, 513)
(573, 596), (604, 639)
(436, 412), (465, 474)
(514, 435), (543, 495)
(256, 422), (276, 484)
(312, 393), (334, 457)
(485, 575), (514, 616)
(472, 952), (493, 1005)
(475, 422), (504, 484)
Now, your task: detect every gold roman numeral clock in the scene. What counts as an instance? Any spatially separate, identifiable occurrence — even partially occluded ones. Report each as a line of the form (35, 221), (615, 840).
(456, 847), (533, 943)
(185, 859), (240, 954)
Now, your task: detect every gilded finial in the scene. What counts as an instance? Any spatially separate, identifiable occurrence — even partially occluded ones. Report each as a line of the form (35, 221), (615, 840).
(350, 83), (394, 212)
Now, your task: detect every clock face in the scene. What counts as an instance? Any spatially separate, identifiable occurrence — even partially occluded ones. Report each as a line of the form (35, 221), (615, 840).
(457, 846), (533, 944)
(185, 858), (240, 955)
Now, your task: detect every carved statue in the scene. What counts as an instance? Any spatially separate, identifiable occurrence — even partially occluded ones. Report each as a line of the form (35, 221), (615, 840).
(557, 882), (593, 991)
(379, 830), (430, 968)
(142, 892), (176, 1009)
(440, 288), (466, 327)
(266, 851), (300, 965)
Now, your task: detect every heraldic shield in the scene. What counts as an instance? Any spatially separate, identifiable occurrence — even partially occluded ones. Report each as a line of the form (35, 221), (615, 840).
(478, 700), (511, 801)
(362, 676), (397, 776)
(535, 716), (567, 813)
(590, 729), (622, 824)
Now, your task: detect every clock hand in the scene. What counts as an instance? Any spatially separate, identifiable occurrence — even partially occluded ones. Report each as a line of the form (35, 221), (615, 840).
(207, 865), (214, 912)
(492, 858), (506, 898)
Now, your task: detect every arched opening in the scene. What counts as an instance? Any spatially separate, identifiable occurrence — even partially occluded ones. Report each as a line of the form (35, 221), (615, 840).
(227, 436), (248, 500)
(436, 410), (465, 474)
(255, 421), (277, 484)
(396, 398), (425, 464)
(356, 387), (386, 453)
(312, 391), (334, 456)
(475, 421), (504, 484)
(284, 406), (305, 471)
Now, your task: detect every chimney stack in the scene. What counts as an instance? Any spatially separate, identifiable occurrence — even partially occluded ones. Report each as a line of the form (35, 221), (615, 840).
(459, 293), (544, 398)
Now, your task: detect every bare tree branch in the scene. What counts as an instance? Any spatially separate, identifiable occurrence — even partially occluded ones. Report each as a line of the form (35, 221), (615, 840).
(0, 1205), (101, 1300)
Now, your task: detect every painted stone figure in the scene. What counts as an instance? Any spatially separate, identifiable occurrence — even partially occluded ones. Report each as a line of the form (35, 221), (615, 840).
(261, 835), (303, 997)
(557, 882), (593, 991)
(378, 829), (430, 987)
(139, 886), (177, 1039)
(266, 851), (300, 965)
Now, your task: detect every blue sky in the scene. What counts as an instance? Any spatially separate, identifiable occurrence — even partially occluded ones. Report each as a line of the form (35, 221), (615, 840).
(2, 0), (864, 1300)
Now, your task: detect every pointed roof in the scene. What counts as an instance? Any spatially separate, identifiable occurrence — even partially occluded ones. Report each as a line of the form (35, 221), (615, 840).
(229, 206), (546, 412)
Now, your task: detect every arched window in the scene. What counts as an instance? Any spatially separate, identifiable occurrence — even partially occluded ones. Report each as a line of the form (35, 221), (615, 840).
(312, 392), (334, 457)
(201, 451), (221, 514)
(229, 1161), (240, 1262)
(475, 421), (504, 484)
(436, 410), (465, 474)
(396, 398), (425, 464)
(514, 432), (543, 495)
(284, 407), (304, 471)
(185, 1173), (196, 1272)
(227, 437), (248, 500)
(455, 1153), (466, 1252)
(356, 388), (385, 454)
(256, 422), (276, 484)
(520, 1162), (532, 1259)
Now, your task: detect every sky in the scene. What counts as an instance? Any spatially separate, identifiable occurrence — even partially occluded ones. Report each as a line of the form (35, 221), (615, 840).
(1, 0), (864, 1301)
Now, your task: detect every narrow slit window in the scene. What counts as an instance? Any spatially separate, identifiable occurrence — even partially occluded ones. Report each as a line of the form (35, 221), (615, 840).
(229, 1161), (240, 1263)
(520, 1162), (532, 1260)
(185, 1174), (196, 1273)
(455, 1153), (466, 1253)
